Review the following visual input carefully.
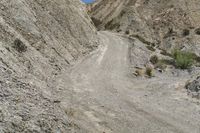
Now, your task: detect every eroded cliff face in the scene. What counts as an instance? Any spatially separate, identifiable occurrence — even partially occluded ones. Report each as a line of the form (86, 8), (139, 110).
(89, 0), (200, 54)
(0, 0), (98, 132)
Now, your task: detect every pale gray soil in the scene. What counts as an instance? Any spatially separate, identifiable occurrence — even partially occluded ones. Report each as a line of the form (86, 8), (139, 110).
(58, 31), (200, 133)
(2, 0), (200, 132)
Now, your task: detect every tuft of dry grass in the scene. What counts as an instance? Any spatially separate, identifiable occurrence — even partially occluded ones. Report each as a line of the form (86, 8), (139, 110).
(135, 69), (145, 76)
(145, 67), (154, 77)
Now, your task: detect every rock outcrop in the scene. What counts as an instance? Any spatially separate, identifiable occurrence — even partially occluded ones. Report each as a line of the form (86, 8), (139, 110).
(186, 76), (200, 99)
(0, 0), (99, 132)
(89, 0), (200, 54)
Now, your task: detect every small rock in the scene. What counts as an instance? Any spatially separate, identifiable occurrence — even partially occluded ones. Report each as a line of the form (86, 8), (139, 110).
(53, 100), (61, 103)
(185, 77), (200, 99)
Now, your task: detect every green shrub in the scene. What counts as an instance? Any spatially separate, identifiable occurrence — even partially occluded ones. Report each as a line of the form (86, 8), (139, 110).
(146, 67), (154, 77)
(172, 49), (194, 69)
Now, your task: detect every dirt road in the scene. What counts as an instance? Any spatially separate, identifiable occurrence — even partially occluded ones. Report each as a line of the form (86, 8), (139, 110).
(61, 31), (200, 133)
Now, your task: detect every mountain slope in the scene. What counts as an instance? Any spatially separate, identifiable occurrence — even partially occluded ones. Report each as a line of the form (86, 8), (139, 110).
(89, 0), (200, 54)
(0, 0), (99, 132)
(1, 0), (200, 132)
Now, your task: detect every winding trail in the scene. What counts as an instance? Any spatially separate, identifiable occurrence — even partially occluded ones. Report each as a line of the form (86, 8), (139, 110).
(61, 31), (200, 133)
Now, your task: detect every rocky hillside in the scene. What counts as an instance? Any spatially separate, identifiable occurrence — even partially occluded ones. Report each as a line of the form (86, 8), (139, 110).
(89, 0), (200, 54)
(0, 0), (98, 132)
(2, 0), (200, 132)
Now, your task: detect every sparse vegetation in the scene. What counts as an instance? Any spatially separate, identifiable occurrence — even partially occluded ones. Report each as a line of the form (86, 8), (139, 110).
(146, 45), (156, 51)
(195, 28), (200, 35)
(182, 29), (190, 36)
(125, 30), (130, 35)
(105, 19), (120, 30)
(172, 49), (194, 69)
(154, 60), (168, 70)
(150, 55), (159, 64)
(160, 49), (172, 57)
(13, 39), (27, 53)
(154, 58), (174, 70)
(91, 17), (102, 27)
(135, 69), (145, 77)
(145, 67), (154, 77)
(65, 108), (76, 117)
(135, 67), (154, 77)
(163, 28), (175, 39)
(193, 54), (200, 63)
(154, 49), (197, 70)
(130, 34), (155, 46)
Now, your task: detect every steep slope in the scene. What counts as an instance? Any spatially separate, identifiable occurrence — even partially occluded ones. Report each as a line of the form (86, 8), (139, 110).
(89, 0), (200, 54)
(0, 0), (99, 132)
